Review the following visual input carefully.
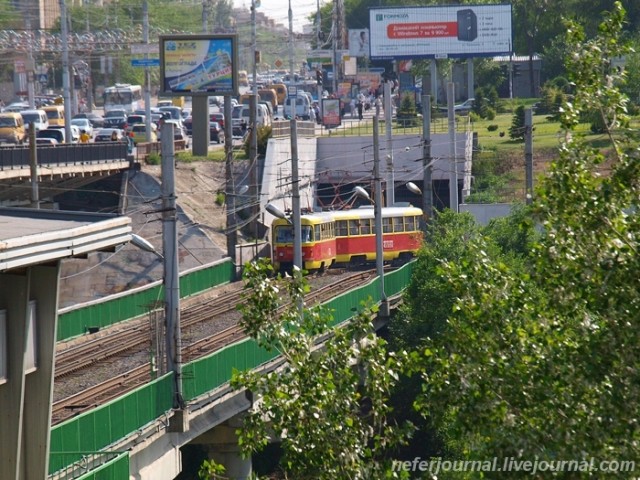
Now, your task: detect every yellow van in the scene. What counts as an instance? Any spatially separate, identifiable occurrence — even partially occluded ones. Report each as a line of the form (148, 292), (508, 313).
(43, 105), (65, 126)
(258, 88), (278, 110)
(268, 83), (287, 106)
(0, 112), (26, 144)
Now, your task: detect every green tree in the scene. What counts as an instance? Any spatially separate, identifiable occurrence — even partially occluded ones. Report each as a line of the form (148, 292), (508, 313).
(508, 104), (526, 141)
(410, 3), (640, 476)
(231, 260), (413, 480)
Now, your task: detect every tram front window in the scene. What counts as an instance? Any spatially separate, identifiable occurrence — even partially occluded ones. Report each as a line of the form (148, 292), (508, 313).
(275, 226), (294, 243)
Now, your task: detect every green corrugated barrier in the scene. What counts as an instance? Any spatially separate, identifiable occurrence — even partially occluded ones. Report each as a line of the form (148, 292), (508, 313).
(49, 261), (414, 478)
(57, 259), (234, 342)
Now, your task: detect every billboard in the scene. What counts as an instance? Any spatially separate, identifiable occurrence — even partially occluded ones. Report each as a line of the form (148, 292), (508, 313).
(369, 4), (512, 60)
(348, 29), (370, 58)
(322, 98), (341, 128)
(159, 34), (238, 96)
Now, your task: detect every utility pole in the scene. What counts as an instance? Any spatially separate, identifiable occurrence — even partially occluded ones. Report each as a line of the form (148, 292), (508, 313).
(143, 0), (152, 142)
(250, 0), (259, 238)
(421, 93), (433, 223)
(289, 0), (301, 272)
(525, 108), (533, 204)
(291, 119), (301, 271)
(26, 18), (35, 109)
(288, 0), (294, 82)
(161, 123), (184, 409)
(29, 127), (39, 209)
(384, 80), (394, 207)
(60, 0), (72, 144)
(373, 104), (387, 317)
(447, 82), (458, 212)
(224, 95), (237, 272)
(331, 1), (337, 94)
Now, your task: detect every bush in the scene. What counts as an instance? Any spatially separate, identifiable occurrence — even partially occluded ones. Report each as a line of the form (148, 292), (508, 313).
(396, 93), (419, 127)
(485, 107), (496, 120)
(487, 124), (499, 132)
(243, 125), (272, 157)
(146, 152), (161, 165)
(215, 192), (225, 206)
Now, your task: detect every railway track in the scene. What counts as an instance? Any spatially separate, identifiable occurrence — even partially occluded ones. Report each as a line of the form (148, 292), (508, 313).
(53, 269), (377, 424)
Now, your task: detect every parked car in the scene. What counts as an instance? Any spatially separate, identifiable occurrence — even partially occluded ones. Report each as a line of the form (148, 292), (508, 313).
(160, 119), (190, 148)
(183, 116), (193, 136)
(72, 112), (104, 128)
(438, 98), (475, 114)
(124, 114), (147, 133)
(0, 112), (26, 144)
(129, 123), (157, 145)
(34, 137), (59, 146)
(94, 128), (125, 142)
(103, 109), (127, 129)
(209, 121), (224, 144)
(70, 118), (93, 137)
(454, 98), (475, 113)
(49, 125), (81, 143)
(21, 109), (49, 132)
(37, 128), (64, 144)
(209, 112), (224, 128)
(158, 106), (182, 122)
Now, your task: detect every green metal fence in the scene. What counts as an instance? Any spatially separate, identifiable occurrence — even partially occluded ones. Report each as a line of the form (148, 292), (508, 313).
(49, 262), (414, 478)
(57, 259), (234, 342)
(49, 451), (128, 480)
(49, 373), (174, 476)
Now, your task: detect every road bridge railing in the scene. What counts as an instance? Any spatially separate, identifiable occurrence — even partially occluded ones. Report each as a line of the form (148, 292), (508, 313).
(0, 143), (130, 172)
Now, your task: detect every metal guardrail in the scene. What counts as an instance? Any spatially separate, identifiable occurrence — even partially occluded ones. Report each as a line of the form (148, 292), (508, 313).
(134, 139), (186, 161)
(271, 120), (316, 138)
(0, 143), (129, 171)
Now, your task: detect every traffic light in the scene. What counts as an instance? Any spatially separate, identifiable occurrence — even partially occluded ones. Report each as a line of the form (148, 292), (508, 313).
(316, 69), (323, 85)
(513, 64), (521, 77)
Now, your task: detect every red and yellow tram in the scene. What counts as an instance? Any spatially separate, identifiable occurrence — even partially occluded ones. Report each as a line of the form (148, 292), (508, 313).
(271, 206), (423, 272)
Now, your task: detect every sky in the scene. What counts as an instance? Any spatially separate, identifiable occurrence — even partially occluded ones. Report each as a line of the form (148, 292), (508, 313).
(232, 0), (325, 33)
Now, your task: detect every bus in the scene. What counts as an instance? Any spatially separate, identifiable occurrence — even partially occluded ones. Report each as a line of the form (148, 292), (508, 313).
(103, 84), (144, 113)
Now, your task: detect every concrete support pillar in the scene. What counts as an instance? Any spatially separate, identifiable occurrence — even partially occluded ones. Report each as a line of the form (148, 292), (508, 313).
(430, 60), (438, 104)
(0, 263), (61, 480)
(201, 418), (252, 480)
(192, 96), (210, 156)
(0, 271), (29, 480)
(24, 264), (60, 480)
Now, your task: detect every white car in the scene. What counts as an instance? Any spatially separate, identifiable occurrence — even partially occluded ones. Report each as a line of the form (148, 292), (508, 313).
(454, 98), (475, 114)
(71, 118), (93, 137)
(159, 119), (190, 148)
(48, 125), (81, 143)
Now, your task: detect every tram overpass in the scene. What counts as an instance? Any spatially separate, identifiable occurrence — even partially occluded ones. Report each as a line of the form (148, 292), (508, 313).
(48, 260), (413, 480)
(0, 125), (472, 479)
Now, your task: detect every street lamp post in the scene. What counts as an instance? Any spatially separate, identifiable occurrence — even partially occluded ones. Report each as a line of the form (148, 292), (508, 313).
(353, 113), (388, 317)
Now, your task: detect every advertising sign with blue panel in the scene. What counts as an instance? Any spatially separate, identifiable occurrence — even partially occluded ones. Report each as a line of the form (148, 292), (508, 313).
(159, 35), (238, 97)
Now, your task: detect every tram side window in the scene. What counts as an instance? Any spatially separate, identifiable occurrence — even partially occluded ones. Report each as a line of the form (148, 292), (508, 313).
(382, 218), (392, 233)
(276, 226), (294, 243)
(349, 220), (359, 236)
(336, 220), (348, 237)
(314, 225), (321, 240)
(406, 216), (416, 231)
(393, 216), (404, 232)
(325, 222), (335, 239)
(360, 219), (372, 235)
